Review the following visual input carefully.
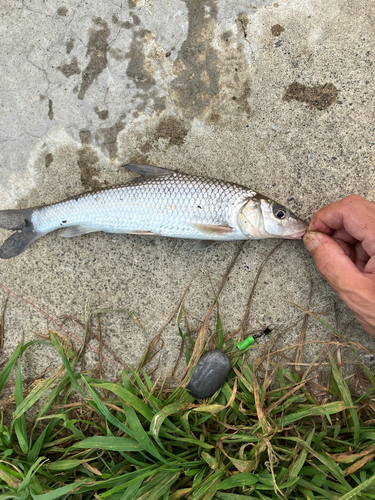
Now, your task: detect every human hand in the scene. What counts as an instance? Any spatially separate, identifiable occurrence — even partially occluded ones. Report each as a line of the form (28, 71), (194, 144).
(303, 195), (375, 339)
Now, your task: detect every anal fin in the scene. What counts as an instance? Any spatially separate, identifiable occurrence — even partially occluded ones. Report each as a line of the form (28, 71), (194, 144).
(62, 226), (98, 238)
(192, 240), (218, 251)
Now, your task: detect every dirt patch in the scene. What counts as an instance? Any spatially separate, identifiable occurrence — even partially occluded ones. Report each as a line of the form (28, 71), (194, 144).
(138, 115), (189, 156)
(45, 153), (53, 168)
(271, 24), (285, 36)
(236, 80), (252, 116)
(155, 116), (189, 147)
(283, 81), (338, 110)
(57, 6), (68, 16)
(78, 18), (110, 100)
(94, 108), (109, 120)
(170, 0), (219, 117)
(95, 120), (126, 159)
(109, 48), (126, 61)
(127, 153), (149, 165)
(57, 56), (80, 78)
(66, 38), (74, 54)
(221, 31), (232, 44)
(79, 130), (92, 144)
(112, 14), (132, 29)
(77, 145), (106, 190)
(129, 115), (189, 161)
(48, 99), (53, 120)
(126, 30), (156, 91)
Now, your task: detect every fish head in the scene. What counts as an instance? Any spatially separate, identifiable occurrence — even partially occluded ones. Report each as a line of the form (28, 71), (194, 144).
(239, 197), (308, 239)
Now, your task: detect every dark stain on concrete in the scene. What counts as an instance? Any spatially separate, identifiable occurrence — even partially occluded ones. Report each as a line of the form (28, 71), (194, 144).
(66, 38), (74, 54)
(77, 131), (106, 190)
(57, 56), (80, 78)
(95, 107), (109, 120)
(170, 0), (219, 117)
(79, 130), (92, 144)
(208, 111), (220, 123)
(145, 94), (166, 113)
(112, 14), (132, 29)
(222, 31), (232, 43)
(48, 99), (53, 120)
(95, 120), (126, 159)
(77, 146), (104, 190)
(109, 48), (126, 61)
(126, 29), (155, 91)
(78, 18), (110, 100)
(132, 13), (141, 25)
(283, 81), (338, 110)
(155, 116), (189, 147)
(271, 24), (285, 36)
(57, 6), (68, 16)
(236, 80), (252, 116)
(127, 153), (149, 164)
(135, 115), (189, 157)
(45, 153), (53, 168)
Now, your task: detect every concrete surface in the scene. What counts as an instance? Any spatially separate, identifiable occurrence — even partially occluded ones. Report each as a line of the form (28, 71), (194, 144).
(0, 0), (374, 383)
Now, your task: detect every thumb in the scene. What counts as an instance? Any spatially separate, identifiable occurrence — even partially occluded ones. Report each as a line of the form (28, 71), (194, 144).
(303, 231), (364, 293)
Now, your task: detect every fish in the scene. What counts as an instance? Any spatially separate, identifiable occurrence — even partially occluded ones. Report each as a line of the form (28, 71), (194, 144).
(0, 163), (308, 259)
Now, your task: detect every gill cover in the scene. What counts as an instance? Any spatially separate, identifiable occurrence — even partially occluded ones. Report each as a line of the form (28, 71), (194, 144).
(238, 199), (264, 239)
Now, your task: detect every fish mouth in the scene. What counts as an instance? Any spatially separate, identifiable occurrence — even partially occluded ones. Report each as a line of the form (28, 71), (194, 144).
(283, 229), (307, 240)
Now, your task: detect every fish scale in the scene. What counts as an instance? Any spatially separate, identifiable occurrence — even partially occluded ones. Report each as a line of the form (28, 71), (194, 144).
(31, 172), (253, 240)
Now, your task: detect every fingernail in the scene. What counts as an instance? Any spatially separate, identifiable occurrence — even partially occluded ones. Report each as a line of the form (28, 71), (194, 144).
(303, 232), (321, 253)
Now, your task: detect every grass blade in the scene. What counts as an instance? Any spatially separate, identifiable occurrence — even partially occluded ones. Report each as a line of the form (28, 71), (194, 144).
(122, 405), (166, 463)
(71, 436), (143, 452)
(13, 360), (28, 454)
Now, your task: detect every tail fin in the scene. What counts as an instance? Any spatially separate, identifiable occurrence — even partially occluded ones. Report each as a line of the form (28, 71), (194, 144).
(0, 208), (43, 259)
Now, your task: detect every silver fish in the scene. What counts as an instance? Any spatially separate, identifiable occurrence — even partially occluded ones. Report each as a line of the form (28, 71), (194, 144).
(0, 164), (307, 259)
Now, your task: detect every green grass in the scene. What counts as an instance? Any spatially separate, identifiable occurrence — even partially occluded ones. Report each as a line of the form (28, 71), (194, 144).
(0, 305), (375, 500)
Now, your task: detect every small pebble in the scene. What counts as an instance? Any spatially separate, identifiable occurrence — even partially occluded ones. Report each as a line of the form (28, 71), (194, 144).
(187, 350), (231, 399)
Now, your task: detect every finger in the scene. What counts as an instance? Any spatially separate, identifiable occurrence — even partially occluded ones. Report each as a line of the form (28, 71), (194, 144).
(330, 228), (358, 245)
(309, 195), (375, 256)
(354, 241), (370, 271)
(303, 231), (366, 294)
(333, 238), (356, 262)
(363, 255), (375, 274)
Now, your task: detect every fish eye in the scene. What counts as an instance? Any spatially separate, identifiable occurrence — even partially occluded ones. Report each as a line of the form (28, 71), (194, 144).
(272, 204), (288, 220)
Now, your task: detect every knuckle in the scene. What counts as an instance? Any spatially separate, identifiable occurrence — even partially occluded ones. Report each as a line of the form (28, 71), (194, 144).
(343, 194), (365, 205)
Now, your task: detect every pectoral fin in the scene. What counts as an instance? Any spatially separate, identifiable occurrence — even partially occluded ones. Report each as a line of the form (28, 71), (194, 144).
(188, 223), (233, 235)
(122, 163), (174, 177)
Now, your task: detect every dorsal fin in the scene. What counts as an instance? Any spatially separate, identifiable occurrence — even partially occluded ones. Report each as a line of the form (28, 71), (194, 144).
(122, 163), (174, 177)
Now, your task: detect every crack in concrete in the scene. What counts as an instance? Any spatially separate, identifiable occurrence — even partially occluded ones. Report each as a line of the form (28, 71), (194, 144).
(21, 0), (54, 18)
